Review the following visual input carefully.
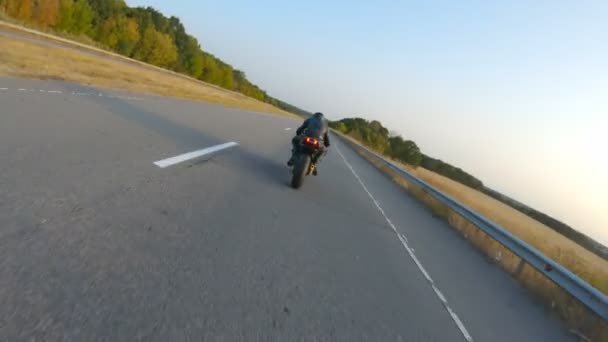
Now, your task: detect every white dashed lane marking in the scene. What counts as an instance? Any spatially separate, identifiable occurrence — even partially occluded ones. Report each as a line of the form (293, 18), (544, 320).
(335, 145), (474, 342)
(0, 87), (143, 101)
(153, 142), (239, 168)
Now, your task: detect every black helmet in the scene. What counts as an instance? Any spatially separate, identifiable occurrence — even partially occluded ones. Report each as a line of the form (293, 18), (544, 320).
(313, 112), (324, 119)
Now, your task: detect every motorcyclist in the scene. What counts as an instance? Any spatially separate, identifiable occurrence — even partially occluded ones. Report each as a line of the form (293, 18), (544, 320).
(287, 112), (331, 172)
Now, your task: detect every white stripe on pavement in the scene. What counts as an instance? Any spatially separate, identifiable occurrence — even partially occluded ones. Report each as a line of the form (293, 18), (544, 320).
(153, 142), (238, 168)
(335, 145), (474, 342)
(0, 87), (146, 101)
(284, 127), (293, 131)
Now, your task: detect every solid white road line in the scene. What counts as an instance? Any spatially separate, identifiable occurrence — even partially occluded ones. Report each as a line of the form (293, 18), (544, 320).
(335, 145), (474, 342)
(153, 142), (238, 168)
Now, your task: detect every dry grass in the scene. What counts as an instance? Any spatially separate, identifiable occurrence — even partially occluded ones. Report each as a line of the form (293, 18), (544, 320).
(377, 147), (608, 294)
(403, 165), (608, 294)
(0, 35), (296, 117)
(408, 182), (608, 341)
(0, 17), (104, 48)
(338, 134), (608, 340)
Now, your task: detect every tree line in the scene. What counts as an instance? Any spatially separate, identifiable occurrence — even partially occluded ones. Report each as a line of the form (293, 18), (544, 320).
(330, 117), (484, 190)
(332, 116), (608, 258)
(8, 1), (599, 254)
(0, 0), (291, 107)
(0, 1), (490, 190)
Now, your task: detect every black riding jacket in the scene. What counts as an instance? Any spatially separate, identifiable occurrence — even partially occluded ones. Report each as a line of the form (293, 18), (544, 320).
(296, 116), (331, 147)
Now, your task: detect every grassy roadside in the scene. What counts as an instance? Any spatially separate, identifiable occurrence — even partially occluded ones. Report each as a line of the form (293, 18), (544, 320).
(336, 133), (608, 294)
(0, 14), (103, 48)
(336, 133), (608, 340)
(390, 153), (608, 295)
(410, 165), (608, 293)
(0, 34), (296, 117)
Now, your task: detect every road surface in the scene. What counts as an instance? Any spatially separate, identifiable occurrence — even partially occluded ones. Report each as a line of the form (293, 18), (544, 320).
(0, 77), (574, 341)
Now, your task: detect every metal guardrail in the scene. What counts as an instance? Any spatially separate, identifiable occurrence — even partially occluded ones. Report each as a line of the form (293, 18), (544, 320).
(337, 133), (608, 321)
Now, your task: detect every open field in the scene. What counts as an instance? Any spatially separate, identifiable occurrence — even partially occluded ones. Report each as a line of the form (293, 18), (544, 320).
(334, 133), (608, 296)
(0, 34), (295, 117)
(406, 165), (608, 340)
(405, 165), (608, 294)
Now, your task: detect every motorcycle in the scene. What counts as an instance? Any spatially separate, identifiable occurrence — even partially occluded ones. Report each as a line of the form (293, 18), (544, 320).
(290, 135), (323, 189)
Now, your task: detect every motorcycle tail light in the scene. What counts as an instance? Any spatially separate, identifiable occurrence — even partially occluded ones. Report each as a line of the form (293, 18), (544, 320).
(304, 137), (319, 146)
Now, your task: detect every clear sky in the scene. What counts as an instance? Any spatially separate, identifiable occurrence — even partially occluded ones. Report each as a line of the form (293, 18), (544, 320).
(127, 0), (607, 245)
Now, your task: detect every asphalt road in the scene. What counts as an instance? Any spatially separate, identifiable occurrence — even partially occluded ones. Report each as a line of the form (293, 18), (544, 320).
(0, 77), (574, 341)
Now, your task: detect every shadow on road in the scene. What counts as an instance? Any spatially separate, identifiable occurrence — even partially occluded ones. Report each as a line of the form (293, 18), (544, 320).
(79, 87), (225, 149)
(220, 145), (292, 189)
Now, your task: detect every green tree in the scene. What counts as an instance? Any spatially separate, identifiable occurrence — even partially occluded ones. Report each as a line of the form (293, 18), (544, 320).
(131, 6), (152, 35)
(116, 17), (139, 55)
(181, 36), (204, 77)
(70, 0), (94, 34)
(201, 53), (222, 84)
(147, 6), (168, 33)
(420, 155), (483, 189)
(57, 0), (76, 31)
(388, 136), (422, 166)
(332, 117), (390, 152)
(87, 0), (125, 24)
(57, 0), (93, 35)
(234, 70), (268, 99)
(97, 15), (139, 55)
(165, 16), (189, 73)
(1, 0), (283, 109)
(331, 118), (422, 166)
(333, 122), (347, 133)
(133, 26), (177, 67)
(220, 64), (234, 89)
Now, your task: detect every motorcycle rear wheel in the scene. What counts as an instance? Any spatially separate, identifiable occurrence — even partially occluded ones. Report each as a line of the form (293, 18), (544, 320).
(291, 154), (310, 189)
